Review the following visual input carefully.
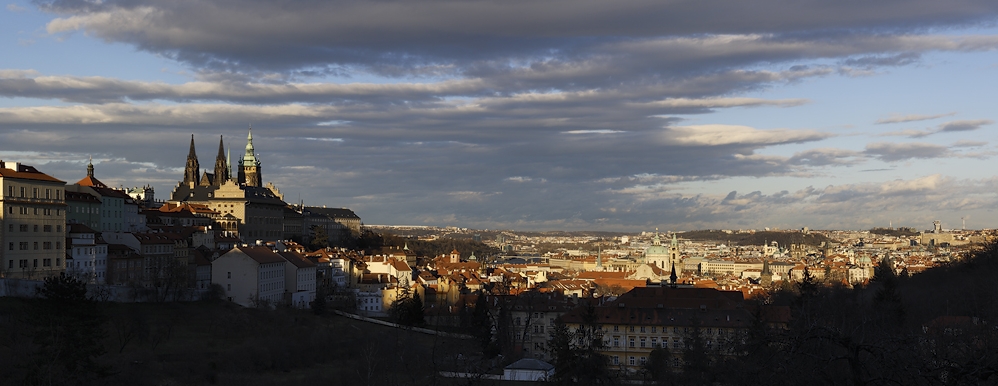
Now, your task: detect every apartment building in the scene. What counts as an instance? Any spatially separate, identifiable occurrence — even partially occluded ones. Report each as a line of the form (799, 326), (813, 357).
(0, 161), (66, 279)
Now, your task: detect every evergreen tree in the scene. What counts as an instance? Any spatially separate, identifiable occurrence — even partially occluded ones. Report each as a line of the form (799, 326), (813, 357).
(27, 274), (110, 385)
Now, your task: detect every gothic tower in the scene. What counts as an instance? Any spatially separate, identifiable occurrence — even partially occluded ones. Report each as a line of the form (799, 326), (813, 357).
(213, 135), (229, 186)
(238, 128), (262, 187)
(183, 134), (200, 186)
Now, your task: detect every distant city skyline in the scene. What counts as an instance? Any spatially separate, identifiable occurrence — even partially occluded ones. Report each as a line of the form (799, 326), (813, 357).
(2, 1), (998, 231)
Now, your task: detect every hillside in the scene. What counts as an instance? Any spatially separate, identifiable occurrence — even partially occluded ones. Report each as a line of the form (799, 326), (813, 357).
(0, 299), (489, 386)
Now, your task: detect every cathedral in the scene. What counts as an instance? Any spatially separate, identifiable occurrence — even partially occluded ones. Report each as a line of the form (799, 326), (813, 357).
(170, 129), (286, 241)
(644, 230), (681, 271)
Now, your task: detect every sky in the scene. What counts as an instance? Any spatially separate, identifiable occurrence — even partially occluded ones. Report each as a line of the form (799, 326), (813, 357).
(2, 0), (998, 232)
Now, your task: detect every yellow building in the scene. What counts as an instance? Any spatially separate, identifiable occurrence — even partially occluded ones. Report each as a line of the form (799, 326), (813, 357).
(0, 161), (67, 279)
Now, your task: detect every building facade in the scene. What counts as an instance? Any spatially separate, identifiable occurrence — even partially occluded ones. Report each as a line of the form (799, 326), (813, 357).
(0, 161), (67, 279)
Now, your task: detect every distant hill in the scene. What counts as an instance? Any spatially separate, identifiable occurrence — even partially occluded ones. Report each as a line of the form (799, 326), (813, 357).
(681, 230), (829, 247)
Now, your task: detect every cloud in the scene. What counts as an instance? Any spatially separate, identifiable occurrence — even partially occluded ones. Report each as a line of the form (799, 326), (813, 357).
(4, 0), (997, 231)
(6, 4), (26, 12)
(875, 112), (955, 124)
(880, 129), (934, 138)
(788, 148), (864, 166)
(938, 119), (993, 133)
(667, 124), (830, 147)
(878, 119), (993, 138)
(952, 140), (987, 147)
(864, 142), (951, 162)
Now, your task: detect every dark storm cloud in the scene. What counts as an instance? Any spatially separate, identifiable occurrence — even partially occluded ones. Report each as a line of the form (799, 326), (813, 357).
(37, 0), (998, 75)
(5, 0), (996, 230)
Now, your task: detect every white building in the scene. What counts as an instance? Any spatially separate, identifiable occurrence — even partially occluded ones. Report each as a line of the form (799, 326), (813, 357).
(212, 246), (285, 307)
(278, 251), (317, 308)
(66, 224), (108, 284)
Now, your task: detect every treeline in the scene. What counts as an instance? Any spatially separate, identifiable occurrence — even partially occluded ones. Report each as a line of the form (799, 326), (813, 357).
(361, 231), (501, 260)
(870, 227), (919, 237)
(681, 230), (829, 247)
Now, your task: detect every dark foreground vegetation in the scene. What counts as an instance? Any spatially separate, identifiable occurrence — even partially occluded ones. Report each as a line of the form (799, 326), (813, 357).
(0, 280), (487, 386)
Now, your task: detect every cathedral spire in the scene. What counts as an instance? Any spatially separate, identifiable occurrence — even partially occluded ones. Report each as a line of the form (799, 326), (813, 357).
(183, 134), (200, 186)
(213, 135), (229, 186)
(86, 155), (94, 178)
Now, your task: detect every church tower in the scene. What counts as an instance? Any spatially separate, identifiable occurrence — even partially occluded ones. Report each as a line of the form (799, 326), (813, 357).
(237, 128), (262, 187)
(213, 135), (229, 186)
(669, 233), (681, 270)
(183, 134), (200, 187)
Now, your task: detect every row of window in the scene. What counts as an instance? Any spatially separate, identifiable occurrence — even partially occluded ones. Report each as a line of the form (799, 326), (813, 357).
(8, 224), (62, 233)
(611, 325), (729, 336)
(9, 241), (62, 251)
(6, 186), (62, 200)
(7, 206), (62, 216)
(613, 335), (722, 350)
(8, 258), (61, 269)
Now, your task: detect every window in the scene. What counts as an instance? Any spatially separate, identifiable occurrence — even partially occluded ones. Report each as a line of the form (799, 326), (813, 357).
(56, 242), (61, 249)
(629, 326), (635, 333)
(43, 225), (51, 232)
(640, 357), (647, 365)
(706, 328), (712, 335)
(227, 272), (231, 279)
(19, 242), (28, 250)
(640, 326), (646, 333)
(32, 188), (37, 198)
(612, 356), (619, 365)
(43, 242), (52, 250)
(613, 325), (619, 332)
(629, 357), (635, 366)
(19, 224), (27, 232)
(613, 336), (620, 347)
(43, 259), (51, 267)
(7, 186), (12, 196)
(19, 187), (24, 197)
(55, 258), (60, 266)
(640, 337), (646, 348)
(19, 260), (27, 268)
(651, 326), (657, 333)
(33, 259), (38, 268)
(8, 242), (12, 251)
(33, 225), (38, 232)
(629, 337), (635, 348)
(45, 189), (50, 199)
(7, 260), (12, 268)
(33, 242), (38, 250)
